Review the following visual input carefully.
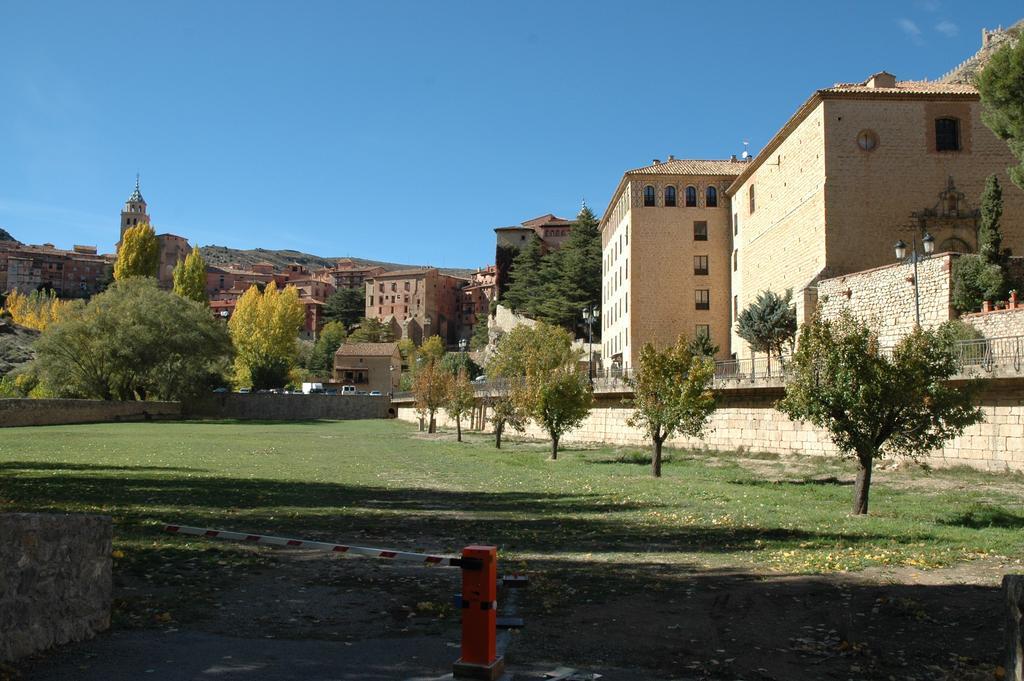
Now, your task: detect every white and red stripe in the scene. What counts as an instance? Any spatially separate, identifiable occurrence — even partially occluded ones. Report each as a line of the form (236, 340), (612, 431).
(163, 524), (457, 566)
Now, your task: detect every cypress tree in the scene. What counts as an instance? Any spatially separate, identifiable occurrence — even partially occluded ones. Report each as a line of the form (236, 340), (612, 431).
(978, 174), (1004, 265)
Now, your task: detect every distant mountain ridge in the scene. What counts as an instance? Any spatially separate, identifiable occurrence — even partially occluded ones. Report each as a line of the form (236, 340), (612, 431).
(0, 228), (17, 243)
(198, 244), (475, 278)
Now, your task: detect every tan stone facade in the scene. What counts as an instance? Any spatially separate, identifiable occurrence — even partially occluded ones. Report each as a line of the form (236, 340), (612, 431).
(727, 80), (1024, 357)
(333, 342), (401, 394)
(600, 160), (742, 368)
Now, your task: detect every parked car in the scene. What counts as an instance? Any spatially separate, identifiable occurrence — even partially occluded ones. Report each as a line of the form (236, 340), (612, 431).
(212, 387), (229, 393)
(340, 385), (356, 395)
(368, 390), (382, 396)
(472, 375), (487, 383)
(238, 388), (251, 394)
(325, 389), (338, 396)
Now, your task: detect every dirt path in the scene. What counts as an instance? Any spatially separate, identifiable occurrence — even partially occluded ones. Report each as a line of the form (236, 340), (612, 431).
(12, 547), (1018, 681)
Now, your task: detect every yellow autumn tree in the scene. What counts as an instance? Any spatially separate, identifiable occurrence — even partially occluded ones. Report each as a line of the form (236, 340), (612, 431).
(114, 222), (159, 280)
(172, 247), (208, 304)
(1, 289), (75, 331)
(228, 282), (305, 389)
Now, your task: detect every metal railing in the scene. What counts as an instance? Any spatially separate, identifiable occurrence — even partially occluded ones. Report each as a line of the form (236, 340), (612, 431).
(388, 335), (1024, 401)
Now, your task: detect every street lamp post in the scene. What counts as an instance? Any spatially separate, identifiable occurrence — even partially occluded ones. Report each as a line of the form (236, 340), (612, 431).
(894, 232), (935, 327)
(581, 305), (599, 385)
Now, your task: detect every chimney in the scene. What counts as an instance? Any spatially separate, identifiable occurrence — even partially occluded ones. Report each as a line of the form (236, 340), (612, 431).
(652, 159), (661, 165)
(866, 71), (897, 88)
(730, 154), (738, 162)
(667, 154), (676, 161)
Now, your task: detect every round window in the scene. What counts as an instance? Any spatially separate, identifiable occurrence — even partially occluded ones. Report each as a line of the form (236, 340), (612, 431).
(857, 130), (879, 151)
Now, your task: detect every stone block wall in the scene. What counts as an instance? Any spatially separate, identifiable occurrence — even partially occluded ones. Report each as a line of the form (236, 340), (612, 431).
(397, 378), (1024, 472)
(185, 393), (392, 421)
(817, 254), (955, 347)
(0, 514), (112, 662)
(962, 306), (1024, 340)
(0, 399), (181, 428)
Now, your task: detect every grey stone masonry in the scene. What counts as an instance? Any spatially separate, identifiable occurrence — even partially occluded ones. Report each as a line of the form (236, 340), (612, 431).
(0, 513), (112, 661)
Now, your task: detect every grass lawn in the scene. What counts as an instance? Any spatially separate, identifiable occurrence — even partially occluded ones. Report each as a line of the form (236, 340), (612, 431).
(3, 419), (1023, 677)
(2, 418), (1022, 580)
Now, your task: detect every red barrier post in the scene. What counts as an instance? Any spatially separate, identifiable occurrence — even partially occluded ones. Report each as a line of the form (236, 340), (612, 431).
(453, 545), (504, 680)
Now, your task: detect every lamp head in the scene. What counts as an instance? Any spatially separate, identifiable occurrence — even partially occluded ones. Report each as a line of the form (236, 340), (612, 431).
(922, 232), (935, 255)
(894, 240), (907, 261)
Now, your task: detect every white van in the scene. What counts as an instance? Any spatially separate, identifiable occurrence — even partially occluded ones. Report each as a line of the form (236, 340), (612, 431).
(301, 382), (324, 394)
(340, 385), (356, 395)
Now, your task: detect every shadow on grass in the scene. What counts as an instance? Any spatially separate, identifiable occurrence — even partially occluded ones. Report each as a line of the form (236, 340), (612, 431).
(728, 476), (854, 487)
(0, 462), (205, 473)
(941, 504), (1024, 529)
(0, 463), (907, 558)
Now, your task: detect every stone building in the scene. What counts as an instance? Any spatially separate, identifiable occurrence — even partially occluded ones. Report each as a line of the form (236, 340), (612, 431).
(494, 213), (576, 297)
(726, 69), (1024, 357)
(458, 265), (497, 341)
(315, 259), (386, 290)
(333, 342), (402, 394)
(364, 268), (468, 346)
(598, 158), (744, 368)
(0, 241), (113, 298)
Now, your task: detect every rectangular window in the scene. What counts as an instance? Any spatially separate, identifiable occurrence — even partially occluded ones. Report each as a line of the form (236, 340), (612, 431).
(695, 324), (710, 339)
(695, 289), (710, 310)
(693, 221), (708, 241)
(749, 185), (756, 214)
(733, 295), (739, 320)
(733, 250), (738, 272)
(733, 213), (738, 236)
(694, 255), (708, 275)
(935, 117), (960, 152)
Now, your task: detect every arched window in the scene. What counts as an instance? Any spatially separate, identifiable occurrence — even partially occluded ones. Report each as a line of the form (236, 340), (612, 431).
(706, 186), (718, 208)
(664, 186), (677, 207)
(685, 186), (697, 207)
(643, 185), (656, 207)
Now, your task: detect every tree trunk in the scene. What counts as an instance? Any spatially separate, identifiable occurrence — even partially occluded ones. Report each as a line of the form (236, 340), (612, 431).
(456, 416), (462, 442)
(652, 437), (664, 478)
(428, 411), (436, 434)
(550, 435), (559, 460)
(852, 453), (874, 515)
(495, 422), (503, 449)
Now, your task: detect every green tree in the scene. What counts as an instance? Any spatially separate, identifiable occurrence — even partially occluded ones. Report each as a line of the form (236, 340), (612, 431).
(34, 277), (231, 400)
(228, 282), (305, 389)
(627, 337), (716, 477)
(440, 351), (481, 378)
(777, 312), (982, 515)
(978, 174), (1005, 264)
(687, 329), (720, 358)
(172, 248), (208, 304)
(735, 290), (797, 373)
(444, 368), (476, 442)
(977, 36), (1024, 189)
(560, 204), (602, 311)
(485, 393), (526, 449)
(951, 255), (1006, 312)
(418, 335), (446, 365)
(324, 287), (366, 329)
(501, 237), (545, 315)
(519, 368), (592, 460)
(348, 317), (394, 343)
(114, 223), (159, 280)
(470, 315), (490, 350)
(308, 320), (348, 375)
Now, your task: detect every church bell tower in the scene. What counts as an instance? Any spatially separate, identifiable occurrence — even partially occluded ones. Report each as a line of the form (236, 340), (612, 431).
(120, 175), (150, 242)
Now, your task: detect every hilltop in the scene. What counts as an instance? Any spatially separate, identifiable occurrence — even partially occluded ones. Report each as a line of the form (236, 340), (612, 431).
(0, 228), (17, 243)
(198, 244), (475, 278)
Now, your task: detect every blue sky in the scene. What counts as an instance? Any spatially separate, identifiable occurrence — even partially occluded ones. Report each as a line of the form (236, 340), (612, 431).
(1, 1), (1020, 268)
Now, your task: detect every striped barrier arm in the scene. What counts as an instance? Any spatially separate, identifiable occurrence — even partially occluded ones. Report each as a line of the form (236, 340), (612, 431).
(162, 524), (462, 567)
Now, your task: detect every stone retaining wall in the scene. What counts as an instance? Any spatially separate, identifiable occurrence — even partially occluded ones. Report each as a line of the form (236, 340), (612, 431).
(185, 393), (392, 421)
(398, 379), (1024, 472)
(0, 399), (181, 428)
(962, 306), (1024, 339)
(0, 513), (112, 662)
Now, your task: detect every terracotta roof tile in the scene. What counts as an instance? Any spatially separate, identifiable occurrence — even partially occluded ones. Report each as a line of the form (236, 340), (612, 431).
(626, 159), (746, 176)
(335, 342), (400, 357)
(822, 80), (977, 95)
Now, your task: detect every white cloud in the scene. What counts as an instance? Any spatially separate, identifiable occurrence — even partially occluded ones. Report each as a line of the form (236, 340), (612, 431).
(898, 18), (925, 45)
(935, 20), (959, 37)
